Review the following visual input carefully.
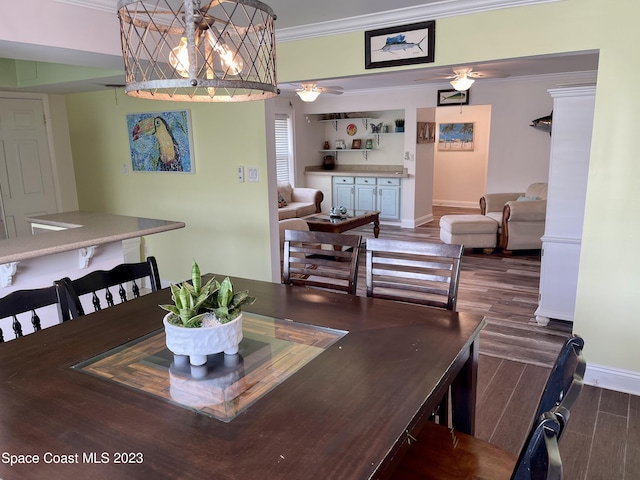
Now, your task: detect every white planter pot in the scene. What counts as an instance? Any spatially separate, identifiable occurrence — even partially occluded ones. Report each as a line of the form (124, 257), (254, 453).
(163, 312), (243, 366)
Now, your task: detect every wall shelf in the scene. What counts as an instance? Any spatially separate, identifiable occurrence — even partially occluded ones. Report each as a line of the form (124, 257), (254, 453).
(320, 149), (374, 160)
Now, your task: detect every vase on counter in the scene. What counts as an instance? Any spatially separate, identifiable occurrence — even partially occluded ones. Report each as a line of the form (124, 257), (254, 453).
(322, 155), (335, 170)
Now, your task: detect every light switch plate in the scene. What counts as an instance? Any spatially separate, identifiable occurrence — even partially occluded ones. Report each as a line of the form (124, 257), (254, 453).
(247, 167), (259, 182)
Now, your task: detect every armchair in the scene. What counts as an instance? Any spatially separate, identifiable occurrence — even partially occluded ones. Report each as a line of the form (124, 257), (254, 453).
(480, 182), (547, 251)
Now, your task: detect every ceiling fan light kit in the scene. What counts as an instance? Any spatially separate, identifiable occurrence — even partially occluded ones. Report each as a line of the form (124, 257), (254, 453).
(296, 86), (321, 102)
(450, 76), (474, 91)
(117, 0), (278, 102)
(294, 83), (343, 102)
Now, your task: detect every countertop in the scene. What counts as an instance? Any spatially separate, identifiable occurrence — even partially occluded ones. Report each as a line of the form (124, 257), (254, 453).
(305, 165), (409, 177)
(0, 211), (185, 264)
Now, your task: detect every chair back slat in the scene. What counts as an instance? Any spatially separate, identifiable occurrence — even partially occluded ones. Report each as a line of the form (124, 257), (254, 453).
(283, 230), (361, 295)
(61, 256), (161, 318)
(0, 283), (71, 342)
(511, 412), (563, 480)
(366, 238), (463, 310)
(534, 335), (586, 434)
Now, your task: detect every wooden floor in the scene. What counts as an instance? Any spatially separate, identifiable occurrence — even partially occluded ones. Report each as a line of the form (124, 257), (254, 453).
(349, 206), (640, 480)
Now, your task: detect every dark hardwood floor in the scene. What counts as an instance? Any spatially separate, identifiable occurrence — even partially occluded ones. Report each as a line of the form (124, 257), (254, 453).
(349, 206), (639, 480)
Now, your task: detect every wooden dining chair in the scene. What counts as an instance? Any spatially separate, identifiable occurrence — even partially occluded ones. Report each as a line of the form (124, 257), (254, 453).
(0, 283), (71, 342)
(389, 335), (586, 480)
(59, 256), (161, 318)
(283, 229), (362, 295)
(365, 238), (464, 310)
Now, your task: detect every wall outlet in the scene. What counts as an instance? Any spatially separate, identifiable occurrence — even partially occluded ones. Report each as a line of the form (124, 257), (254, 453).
(122, 164), (129, 175)
(247, 167), (259, 182)
(237, 166), (244, 183)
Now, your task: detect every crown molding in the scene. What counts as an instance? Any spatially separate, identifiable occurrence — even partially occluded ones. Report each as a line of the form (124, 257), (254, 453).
(53, 0), (114, 13)
(275, 0), (563, 42)
(54, 0), (564, 42)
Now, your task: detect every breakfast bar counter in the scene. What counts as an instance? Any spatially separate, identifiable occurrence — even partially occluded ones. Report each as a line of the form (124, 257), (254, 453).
(0, 212), (184, 335)
(0, 211), (184, 264)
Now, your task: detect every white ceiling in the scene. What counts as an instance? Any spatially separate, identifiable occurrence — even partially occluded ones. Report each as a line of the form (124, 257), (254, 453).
(2, 0), (598, 95)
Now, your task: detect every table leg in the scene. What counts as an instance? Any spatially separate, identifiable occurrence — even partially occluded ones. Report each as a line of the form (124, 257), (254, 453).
(373, 219), (380, 238)
(450, 336), (479, 435)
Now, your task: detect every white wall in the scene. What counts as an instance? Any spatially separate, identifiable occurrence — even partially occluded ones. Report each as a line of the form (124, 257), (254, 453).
(415, 108), (436, 225)
(472, 72), (596, 193)
(433, 104), (491, 207)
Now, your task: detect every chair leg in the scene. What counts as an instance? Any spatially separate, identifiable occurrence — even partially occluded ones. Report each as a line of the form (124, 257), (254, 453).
(428, 390), (449, 426)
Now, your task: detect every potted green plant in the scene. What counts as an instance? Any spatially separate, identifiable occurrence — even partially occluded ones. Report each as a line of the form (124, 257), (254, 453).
(160, 261), (256, 366)
(395, 118), (405, 133)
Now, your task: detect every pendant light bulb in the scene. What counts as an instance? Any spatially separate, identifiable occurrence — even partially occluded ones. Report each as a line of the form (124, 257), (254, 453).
(169, 37), (190, 78)
(207, 29), (245, 76)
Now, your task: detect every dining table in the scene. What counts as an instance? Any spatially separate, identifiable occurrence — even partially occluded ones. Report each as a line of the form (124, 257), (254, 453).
(0, 274), (484, 480)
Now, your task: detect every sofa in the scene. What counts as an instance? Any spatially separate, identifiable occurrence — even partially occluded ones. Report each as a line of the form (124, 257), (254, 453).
(479, 182), (548, 251)
(277, 182), (323, 220)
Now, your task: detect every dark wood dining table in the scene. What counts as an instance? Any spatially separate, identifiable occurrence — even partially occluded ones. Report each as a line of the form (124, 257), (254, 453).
(0, 275), (484, 480)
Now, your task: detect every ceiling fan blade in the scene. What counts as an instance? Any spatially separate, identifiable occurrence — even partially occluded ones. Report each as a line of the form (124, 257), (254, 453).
(320, 87), (343, 95)
(413, 74), (457, 82)
(467, 71), (510, 79)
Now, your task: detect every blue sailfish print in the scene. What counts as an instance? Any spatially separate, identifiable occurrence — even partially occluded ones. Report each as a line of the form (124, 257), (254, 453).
(379, 34), (426, 54)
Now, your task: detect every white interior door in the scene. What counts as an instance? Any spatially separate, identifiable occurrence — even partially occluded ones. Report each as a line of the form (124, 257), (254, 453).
(0, 98), (58, 238)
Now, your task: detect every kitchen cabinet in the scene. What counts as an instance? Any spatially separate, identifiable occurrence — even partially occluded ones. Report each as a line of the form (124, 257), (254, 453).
(333, 176), (401, 220)
(332, 176), (355, 210)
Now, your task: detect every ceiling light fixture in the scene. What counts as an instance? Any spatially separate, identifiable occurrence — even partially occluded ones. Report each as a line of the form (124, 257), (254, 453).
(117, 0), (277, 102)
(450, 75), (474, 92)
(296, 86), (321, 102)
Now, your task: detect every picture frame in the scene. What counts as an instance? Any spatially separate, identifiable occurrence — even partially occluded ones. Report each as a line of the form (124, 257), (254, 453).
(437, 89), (470, 106)
(365, 21), (436, 70)
(438, 123), (475, 151)
(417, 122), (436, 144)
(126, 110), (194, 173)
(351, 139), (362, 150)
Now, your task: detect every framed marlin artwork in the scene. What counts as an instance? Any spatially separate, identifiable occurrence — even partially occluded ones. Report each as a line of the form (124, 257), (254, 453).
(365, 21), (436, 69)
(437, 89), (470, 106)
(126, 110), (194, 173)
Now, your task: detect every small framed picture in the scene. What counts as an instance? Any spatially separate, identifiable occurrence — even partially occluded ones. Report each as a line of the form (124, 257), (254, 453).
(417, 122), (436, 144)
(351, 139), (362, 149)
(437, 89), (470, 106)
(335, 139), (346, 150)
(438, 123), (475, 151)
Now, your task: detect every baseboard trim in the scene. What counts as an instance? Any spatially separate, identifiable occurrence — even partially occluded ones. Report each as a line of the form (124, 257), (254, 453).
(584, 363), (640, 396)
(432, 200), (479, 209)
(410, 213), (434, 228)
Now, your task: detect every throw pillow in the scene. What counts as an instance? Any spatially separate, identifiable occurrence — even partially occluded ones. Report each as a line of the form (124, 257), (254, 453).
(278, 193), (288, 208)
(517, 195), (539, 201)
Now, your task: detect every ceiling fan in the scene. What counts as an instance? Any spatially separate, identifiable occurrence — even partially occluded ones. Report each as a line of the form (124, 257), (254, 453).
(293, 83), (344, 102)
(418, 67), (509, 91)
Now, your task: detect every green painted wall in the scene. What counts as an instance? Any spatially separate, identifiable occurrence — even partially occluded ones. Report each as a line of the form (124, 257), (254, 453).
(65, 0), (640, 376)
(66, 90), (273, 284)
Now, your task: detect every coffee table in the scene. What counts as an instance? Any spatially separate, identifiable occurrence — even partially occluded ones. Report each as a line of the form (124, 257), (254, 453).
(304, 210), (380, 238)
